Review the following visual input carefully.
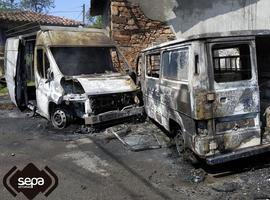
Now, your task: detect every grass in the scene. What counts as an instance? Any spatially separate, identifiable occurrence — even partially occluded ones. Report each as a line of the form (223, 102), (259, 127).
(27, 80), (35, 87)
(0, 85), (8, 96)
(0, 80), (35, 96)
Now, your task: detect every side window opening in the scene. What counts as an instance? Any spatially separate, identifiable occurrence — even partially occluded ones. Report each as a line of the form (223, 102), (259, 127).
(110, 48), (123, 73)
(36, 49), (43, 78)
(162, 48), (189, 81)
(44, 54), (50, 79)
(109, 48), (130, 73)
(36, 49), (50, 79)
(136, 56), (143, 77)
(146, 53), (160, 78)
(212, 43), (252, 83)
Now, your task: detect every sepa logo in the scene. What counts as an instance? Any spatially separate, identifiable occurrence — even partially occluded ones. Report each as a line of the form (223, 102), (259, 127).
(18, 177), (45, 189)
(3, 163), (58, 200)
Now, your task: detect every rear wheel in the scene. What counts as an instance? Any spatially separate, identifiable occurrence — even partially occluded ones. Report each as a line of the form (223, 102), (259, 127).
(174, 128), (199, 165)
(175, 130), (185, 155)
(51, 108), (71, 129)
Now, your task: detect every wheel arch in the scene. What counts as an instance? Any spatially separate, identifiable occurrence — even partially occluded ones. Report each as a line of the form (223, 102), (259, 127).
(48, 101), (58, 119)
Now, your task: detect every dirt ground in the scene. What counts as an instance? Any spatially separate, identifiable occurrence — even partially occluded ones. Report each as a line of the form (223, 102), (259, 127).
(1, 97), (270, 200)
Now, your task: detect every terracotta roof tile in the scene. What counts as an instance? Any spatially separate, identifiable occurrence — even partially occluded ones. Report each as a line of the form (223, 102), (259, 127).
(0, 10), (82, 26)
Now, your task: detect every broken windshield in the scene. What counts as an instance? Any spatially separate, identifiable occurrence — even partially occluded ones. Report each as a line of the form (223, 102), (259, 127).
(50, 47), (117, 76)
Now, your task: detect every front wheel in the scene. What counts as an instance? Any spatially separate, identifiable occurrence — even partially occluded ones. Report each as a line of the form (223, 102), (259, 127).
(51, 108), (71, 129)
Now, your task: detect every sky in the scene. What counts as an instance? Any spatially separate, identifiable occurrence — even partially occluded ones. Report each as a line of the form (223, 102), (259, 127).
(48, 0), (91, 22)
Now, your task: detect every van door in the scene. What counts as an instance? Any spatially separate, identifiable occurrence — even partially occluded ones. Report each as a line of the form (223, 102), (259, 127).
(144, 53), (162, 123)
(209, 41), (260, 138)
(5, 38), (27, 110)
(35, 48), (51, 118)
(160, 47), (191, 120)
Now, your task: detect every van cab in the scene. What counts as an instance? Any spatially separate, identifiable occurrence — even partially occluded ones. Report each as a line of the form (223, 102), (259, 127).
(138, 30), (270, 165)
(5, 26), (143, 129)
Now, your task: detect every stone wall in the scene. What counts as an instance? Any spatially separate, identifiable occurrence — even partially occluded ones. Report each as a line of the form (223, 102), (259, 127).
(110, 0), (176, 69)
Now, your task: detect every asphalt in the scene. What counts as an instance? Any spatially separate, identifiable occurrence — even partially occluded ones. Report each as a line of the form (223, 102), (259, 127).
(1, 96), (270, 200)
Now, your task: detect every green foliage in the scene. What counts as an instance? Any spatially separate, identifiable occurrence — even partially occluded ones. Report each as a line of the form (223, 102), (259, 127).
(20, 0), (55, 13)
(0, 0), (54, 13)
(87, 15), (103, 29)
(0, 0), (19, 10)
(0, 85), (8, 95)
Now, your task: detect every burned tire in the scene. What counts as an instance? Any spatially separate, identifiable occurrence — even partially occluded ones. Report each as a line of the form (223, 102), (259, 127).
(51, 108), (71, 129)
(174, 129), (199, 165)
(175, 129), (185, 155)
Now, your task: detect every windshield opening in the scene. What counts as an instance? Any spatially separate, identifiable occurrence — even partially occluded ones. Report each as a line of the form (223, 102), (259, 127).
(50, 47), (121, 76)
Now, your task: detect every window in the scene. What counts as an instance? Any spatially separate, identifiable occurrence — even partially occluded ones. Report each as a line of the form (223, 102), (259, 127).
(162, 48), (189, 81)
(136, 56), (143, 77)
(146, 54), (161, 78)
(212, 44), (252, 83)
(44, 53), (50, 79)
(36, 49), (50, 79)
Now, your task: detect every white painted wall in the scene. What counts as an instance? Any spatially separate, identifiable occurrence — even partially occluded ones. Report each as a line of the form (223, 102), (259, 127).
(128, 0), (269, 38)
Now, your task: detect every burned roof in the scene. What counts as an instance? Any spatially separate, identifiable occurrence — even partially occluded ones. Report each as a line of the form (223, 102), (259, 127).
(143, 29), (270, 52)
(90, 0), (107, 16)
(0, 10), (82, 26)
(36, 26), (115, 47)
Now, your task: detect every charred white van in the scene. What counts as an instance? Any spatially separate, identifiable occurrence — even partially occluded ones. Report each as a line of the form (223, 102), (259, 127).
(138, 30), (270, 165)
(5, 26), (143, 129)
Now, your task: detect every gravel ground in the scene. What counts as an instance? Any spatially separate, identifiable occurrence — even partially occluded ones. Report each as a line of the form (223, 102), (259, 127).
(0, 98), (270, 199)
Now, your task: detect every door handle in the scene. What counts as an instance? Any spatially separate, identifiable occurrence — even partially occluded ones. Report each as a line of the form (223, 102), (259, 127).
(220, 97), (227, 103)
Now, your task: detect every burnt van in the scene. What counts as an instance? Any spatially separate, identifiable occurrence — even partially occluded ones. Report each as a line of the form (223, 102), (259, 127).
(137, 30), (270, 165)
(5, 26), (143, 129)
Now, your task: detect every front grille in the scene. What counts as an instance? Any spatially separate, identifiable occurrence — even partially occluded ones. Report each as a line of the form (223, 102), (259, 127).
(89, 93), (135, 115)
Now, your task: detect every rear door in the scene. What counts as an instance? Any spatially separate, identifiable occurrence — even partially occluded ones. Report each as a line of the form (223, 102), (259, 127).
(209, 40), (260, 118)
(5, 38), (27, 109)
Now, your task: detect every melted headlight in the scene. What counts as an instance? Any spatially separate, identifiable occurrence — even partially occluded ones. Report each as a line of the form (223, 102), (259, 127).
(61, 78), (85, 94)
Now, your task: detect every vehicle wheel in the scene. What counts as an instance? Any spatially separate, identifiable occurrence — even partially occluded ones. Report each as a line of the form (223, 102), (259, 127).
(175, 129), (185, 155)
(51, 108), (70, 129)
(175, 129), (199, 165)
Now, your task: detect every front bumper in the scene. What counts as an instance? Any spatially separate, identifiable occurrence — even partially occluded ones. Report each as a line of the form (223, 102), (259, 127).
(84, 106), (144, 125)
(206, 143), (270, 165)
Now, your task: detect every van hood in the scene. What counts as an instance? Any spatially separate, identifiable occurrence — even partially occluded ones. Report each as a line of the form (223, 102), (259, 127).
(76, 76), (138, 95)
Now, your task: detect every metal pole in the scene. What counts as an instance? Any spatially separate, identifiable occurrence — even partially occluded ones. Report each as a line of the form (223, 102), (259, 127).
(82, 4), (86, 24)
